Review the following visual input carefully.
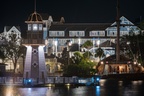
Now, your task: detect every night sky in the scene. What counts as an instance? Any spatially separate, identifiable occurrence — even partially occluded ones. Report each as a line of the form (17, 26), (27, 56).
(0, 0), (144, 36)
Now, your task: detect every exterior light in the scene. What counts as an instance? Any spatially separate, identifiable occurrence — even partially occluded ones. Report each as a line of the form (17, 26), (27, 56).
(127, 61), (131, 64)
(96, 77), (100, 81)
(127, 41), (130, 45)
(68, 41), (72, 46)
(78, 38), (81, 45)
(54, 40), (57, 46)
(100, 61), (104, 64)
(134, 61), (137, 64)
(28, 79), (32, 82)
(97, 40), (100, 47)
(138, 63), (141, 66)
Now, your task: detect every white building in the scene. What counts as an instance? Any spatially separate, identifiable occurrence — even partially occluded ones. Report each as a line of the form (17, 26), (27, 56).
(0, 15), (141, 74)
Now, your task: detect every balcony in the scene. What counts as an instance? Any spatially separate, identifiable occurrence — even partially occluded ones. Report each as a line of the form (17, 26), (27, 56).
(22, 39), (45, 46)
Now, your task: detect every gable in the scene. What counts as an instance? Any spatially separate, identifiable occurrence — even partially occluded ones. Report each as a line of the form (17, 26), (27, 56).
(106, 16), (140, 35)
(111, 16), (134, 26)
(8, 26), (21, 34)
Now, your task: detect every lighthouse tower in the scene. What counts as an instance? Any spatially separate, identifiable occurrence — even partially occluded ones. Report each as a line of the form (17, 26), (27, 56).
(22, 10), (47, 84)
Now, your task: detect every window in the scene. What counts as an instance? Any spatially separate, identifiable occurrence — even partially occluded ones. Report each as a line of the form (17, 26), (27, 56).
(69, 31), (85, 37)
(28, 24), (31, 31)
(49, 31), (64, 37)
(89, 31), (105, 36)
(39, 24), (42, 30)
(33, 24), (38, 31)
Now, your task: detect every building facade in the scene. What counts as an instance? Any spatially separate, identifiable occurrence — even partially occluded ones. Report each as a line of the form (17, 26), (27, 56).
(0, 15), (141, 75)
(45, 16), (140, 58)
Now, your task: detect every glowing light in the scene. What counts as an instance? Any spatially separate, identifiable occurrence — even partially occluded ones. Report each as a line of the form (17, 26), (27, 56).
(97, 40), (100, 46)
(78, 38), (81, 45)
(54, 40), (58, 46)
(95, 86), (100, 96)
(28, 79), (32, 82)
(100, 79), (106, 86)
(96, 77), (100, 81)
(127, 41), (130, 45)
(47, 84), (55, 87)
(100, 61), (104, 64)
(134, 61), (137, 64)
(68, 41), (72, 46)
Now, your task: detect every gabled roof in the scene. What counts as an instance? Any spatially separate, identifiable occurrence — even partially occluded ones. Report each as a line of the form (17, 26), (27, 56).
(101, 54), (132, 63)
(4, 26), (21, 32)
(111, 16), (135, 26)
(106, 16), (137, 30)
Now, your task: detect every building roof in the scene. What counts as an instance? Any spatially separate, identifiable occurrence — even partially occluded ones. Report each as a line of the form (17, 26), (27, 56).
(101, 54), (132, 64)
(49, 23), (112, 31)
(69, 43), (80, 52)
(25, 11), (43, 23)
(4, 26), (21, 32)
(98, 40), (115, 47)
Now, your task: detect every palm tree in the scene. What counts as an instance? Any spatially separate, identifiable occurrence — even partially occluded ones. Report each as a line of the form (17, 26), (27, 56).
(71, 51), (83, 65)
(95, 47), (105, 61)
(81, 40), (93, 59)
(82, 40), (93, 49)
(83, 51), (92, 59)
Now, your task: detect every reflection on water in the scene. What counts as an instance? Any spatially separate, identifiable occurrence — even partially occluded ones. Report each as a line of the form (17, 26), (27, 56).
(0, 80), (144, 96)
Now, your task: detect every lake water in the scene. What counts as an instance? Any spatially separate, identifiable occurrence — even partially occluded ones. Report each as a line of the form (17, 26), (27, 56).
(0, 79), (144, 96)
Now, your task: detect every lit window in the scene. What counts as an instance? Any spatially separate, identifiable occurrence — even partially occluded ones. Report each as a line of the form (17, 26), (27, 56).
(39, 24), (42, 30)
(33, 24), (38, 31)
(28, 24), (31, 31)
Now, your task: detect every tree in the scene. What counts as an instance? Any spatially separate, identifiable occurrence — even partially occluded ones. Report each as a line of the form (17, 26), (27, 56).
(3, 33), (26, 73)
(63, 51), (96, 77)
(61, 47), (69, 65)
(120, 30), (144, 66)
(95, 47), (105, 60)
(71, 51), (83, 65)
(81, 40), (93, 59)
(83, 51), (92, 59)
(82, 40), (93, 49)
(0, 46), (7, 63)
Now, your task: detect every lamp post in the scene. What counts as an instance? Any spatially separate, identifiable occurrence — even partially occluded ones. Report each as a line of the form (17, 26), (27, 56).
(78, 38), (81, 51)
(93, 38), (95, 58)
(67, 40), (72, 65)
(96, 40), (100, 62)
(54, 39), (58, 56)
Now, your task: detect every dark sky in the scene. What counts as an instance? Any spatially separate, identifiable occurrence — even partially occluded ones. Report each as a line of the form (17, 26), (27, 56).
(0, 0), (144, 35)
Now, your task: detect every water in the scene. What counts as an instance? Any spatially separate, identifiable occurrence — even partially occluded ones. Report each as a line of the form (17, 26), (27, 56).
(0, 79), (144, 96)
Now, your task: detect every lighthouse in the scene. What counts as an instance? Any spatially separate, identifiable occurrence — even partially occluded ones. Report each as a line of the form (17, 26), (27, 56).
(22, 9), (47, 85)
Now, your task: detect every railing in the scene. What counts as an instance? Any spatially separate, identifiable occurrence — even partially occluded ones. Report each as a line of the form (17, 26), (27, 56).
(0, 76), (78, 85)
(22, 39), (45, 45)
(0, 76), (100, 86)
